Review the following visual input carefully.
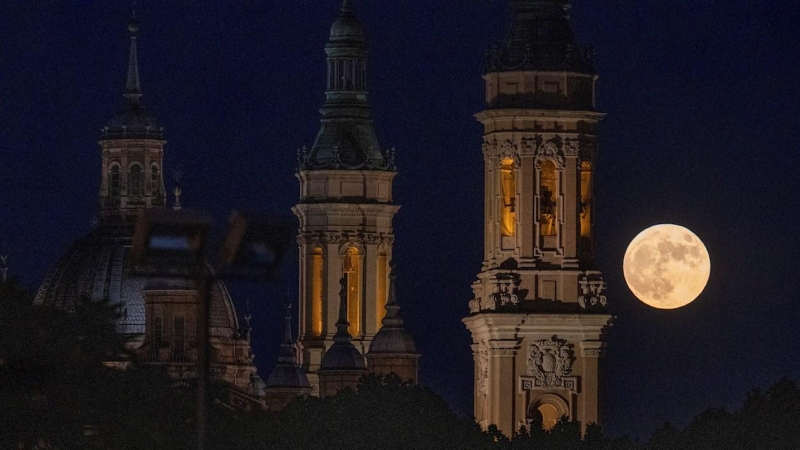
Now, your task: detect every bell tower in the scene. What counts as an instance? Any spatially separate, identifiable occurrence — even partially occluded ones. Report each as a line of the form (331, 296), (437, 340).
(463, 0), (613, 435)
(98, 15), (166, 220)
(292, 0), (398, 393)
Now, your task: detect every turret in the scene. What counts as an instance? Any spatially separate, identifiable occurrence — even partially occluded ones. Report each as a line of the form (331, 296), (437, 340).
(366, 262), (419, 383)
(264, 299), (312, 409)
(98, 15), (166, 220)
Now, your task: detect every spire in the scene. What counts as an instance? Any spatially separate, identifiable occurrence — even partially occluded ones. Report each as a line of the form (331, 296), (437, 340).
(298, 1), (394, 172)
(486, 0), (593, 73)
(265, 294), (311, 390)
(319, 276), (366, 370)
(277, 295), (298, 364)
(381, 261), (403, 328)
(333, 276), (352, 344)
(367, 262), (417, 355)
(124, 14), (142, 106)
(0, 254), (7, 283)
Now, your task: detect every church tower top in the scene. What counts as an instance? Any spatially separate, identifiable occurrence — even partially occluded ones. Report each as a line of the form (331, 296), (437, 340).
(97, 14), (166, 219)
(487, 0), (594, 74)
(297, 0), (394, 171)
(102, 14), (161, 140)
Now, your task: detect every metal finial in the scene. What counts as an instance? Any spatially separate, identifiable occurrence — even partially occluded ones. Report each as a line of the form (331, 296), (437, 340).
(342, 0), (353, 12)
(0, 254), (7, 283)
(172, 168), (183, 211)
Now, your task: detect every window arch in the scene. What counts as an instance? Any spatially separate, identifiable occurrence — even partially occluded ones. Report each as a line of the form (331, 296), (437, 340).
(528, 394), (569, 431)
(150, 163), (160, 195)
(376, 250), (388, 330)
(580, 161), (593, 249)
(128, 164), (143, 196)
(109, 165), (121, 205)
(539, 160), (558, 236)
(343, 246), (362, 337)
(310, 246), (324, 337)
(500, 158), (516, 237)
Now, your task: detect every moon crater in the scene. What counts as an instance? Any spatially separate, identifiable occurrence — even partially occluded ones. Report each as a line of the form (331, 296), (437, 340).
(623, 224), (710, 309)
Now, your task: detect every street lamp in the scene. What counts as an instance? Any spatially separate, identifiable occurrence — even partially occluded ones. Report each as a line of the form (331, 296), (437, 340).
(132, 208), (292, 450)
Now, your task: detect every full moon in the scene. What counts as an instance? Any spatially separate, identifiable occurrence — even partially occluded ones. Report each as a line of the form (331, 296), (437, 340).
(623, 224), (710, 309)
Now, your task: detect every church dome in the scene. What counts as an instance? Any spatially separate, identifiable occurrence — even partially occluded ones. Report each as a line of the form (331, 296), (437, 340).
(266, 365), (311, 388)
(368, 327), (417, 355)
(103, 104), (161, 140)
(34, 222), (240, 338)
(329, 3), (365, 44)
(319, 342), (366, 370)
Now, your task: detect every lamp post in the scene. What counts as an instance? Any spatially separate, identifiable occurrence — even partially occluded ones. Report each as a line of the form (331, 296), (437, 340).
(132, 209), (292, 450)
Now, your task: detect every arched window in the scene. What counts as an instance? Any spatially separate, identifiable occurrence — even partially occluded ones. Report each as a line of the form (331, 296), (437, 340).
(343, 247), (362, 337)
(580, 161), (593, 251)
(532, 403), (560, 430)
(311, 247), (324, 337)
(150, 164), (160, 195)
(528, 394), (569, 431)
(500, 158), (517, 237)
(539, 160), (558, 236)
(128, 164), (143, 196)
(109, 165), (121, 204)
(376, 251), (388, 330)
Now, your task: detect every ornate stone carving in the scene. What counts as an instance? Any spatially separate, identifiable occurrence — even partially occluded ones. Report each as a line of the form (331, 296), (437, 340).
(582, 348), (605, 358)
(578, 271), (608, 309)
(526, 337), (573, 388)
(563, 138), (580, 157)
(478, 343), (489, 395)
(297, 231), (394, 248)
(534, 139), (565, 169)
(297, 145), (395, 171)
(468, 272), (522, 313)
(482, 138), (519, 166)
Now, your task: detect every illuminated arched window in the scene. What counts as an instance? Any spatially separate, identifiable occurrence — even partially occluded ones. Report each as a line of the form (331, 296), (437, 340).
(109, 165), (121, 205)
(580, 161), (593, 249)
(500, 158), (517, 237)
(310, 247), (324, 337)
(128, 164), (143, 197)
(539, 161), (558, 236)
(376, 251), (388, 330)
(150, 163), (160, 195)
(343, 247), (362, 337)
(532, 403), (560, 430)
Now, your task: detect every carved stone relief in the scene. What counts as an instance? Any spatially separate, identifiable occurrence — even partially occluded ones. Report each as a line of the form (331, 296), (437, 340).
(526, 337), (573, 389)
(578, 272), (608, 309)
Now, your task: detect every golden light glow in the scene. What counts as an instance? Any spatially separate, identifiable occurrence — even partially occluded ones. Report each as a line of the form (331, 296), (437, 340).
(539, 160), (557, 236)
(376, 252), (387, 329)
(580, 161), (592, 238)
(623, 224), (711, 309)
(500, 158), (516, 236)
(345, 247), (362, 336)
(537, 403), (559, 430)
(311, 247), (323, 336)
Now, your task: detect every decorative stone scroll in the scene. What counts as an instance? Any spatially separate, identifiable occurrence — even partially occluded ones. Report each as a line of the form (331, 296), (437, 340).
(297, 231), (394, 248)
(468, 272), (522, 313)
(526, 337), (573, 389)
(578, 271), (608, 309)
(482, 138), (519, 166)
(478, 342), (489, 395)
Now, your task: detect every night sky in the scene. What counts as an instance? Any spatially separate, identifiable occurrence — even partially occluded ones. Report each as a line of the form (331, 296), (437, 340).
(1, 0), (799, 439)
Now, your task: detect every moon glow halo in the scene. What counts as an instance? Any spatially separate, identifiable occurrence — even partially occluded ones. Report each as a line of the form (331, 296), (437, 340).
(623, 224), (711, 309)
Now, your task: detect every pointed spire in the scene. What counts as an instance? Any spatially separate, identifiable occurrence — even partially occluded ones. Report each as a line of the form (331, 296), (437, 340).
(333, 276), (352, 344)
(381, 261), (404, 328)
(0, 254), (7, 283)
(341, 0), (353, 13)
(124, 12), (142, 105)
(277, 295), (298, 364)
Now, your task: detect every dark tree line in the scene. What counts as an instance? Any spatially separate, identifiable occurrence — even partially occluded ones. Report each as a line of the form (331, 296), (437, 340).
(2, 280), (799, 449)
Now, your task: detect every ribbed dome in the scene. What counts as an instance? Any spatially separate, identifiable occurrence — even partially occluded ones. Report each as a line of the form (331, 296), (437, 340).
(34, 223), (240, 338)
(266, 365), (311, 388)
(369, 327), (417, 354)
(319, 342), (366, 370)
(103, 104), (161, 140)
(329, 2), (365, 43)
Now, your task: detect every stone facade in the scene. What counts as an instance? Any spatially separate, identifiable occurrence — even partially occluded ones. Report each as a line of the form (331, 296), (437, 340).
(463, 0), (613, 436)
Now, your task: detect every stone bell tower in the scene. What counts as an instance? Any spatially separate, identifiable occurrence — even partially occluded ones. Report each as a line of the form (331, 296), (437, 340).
(463, 0), (613, 436)
(98, 16), (166, 220)
(292, 0), (398, 393)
